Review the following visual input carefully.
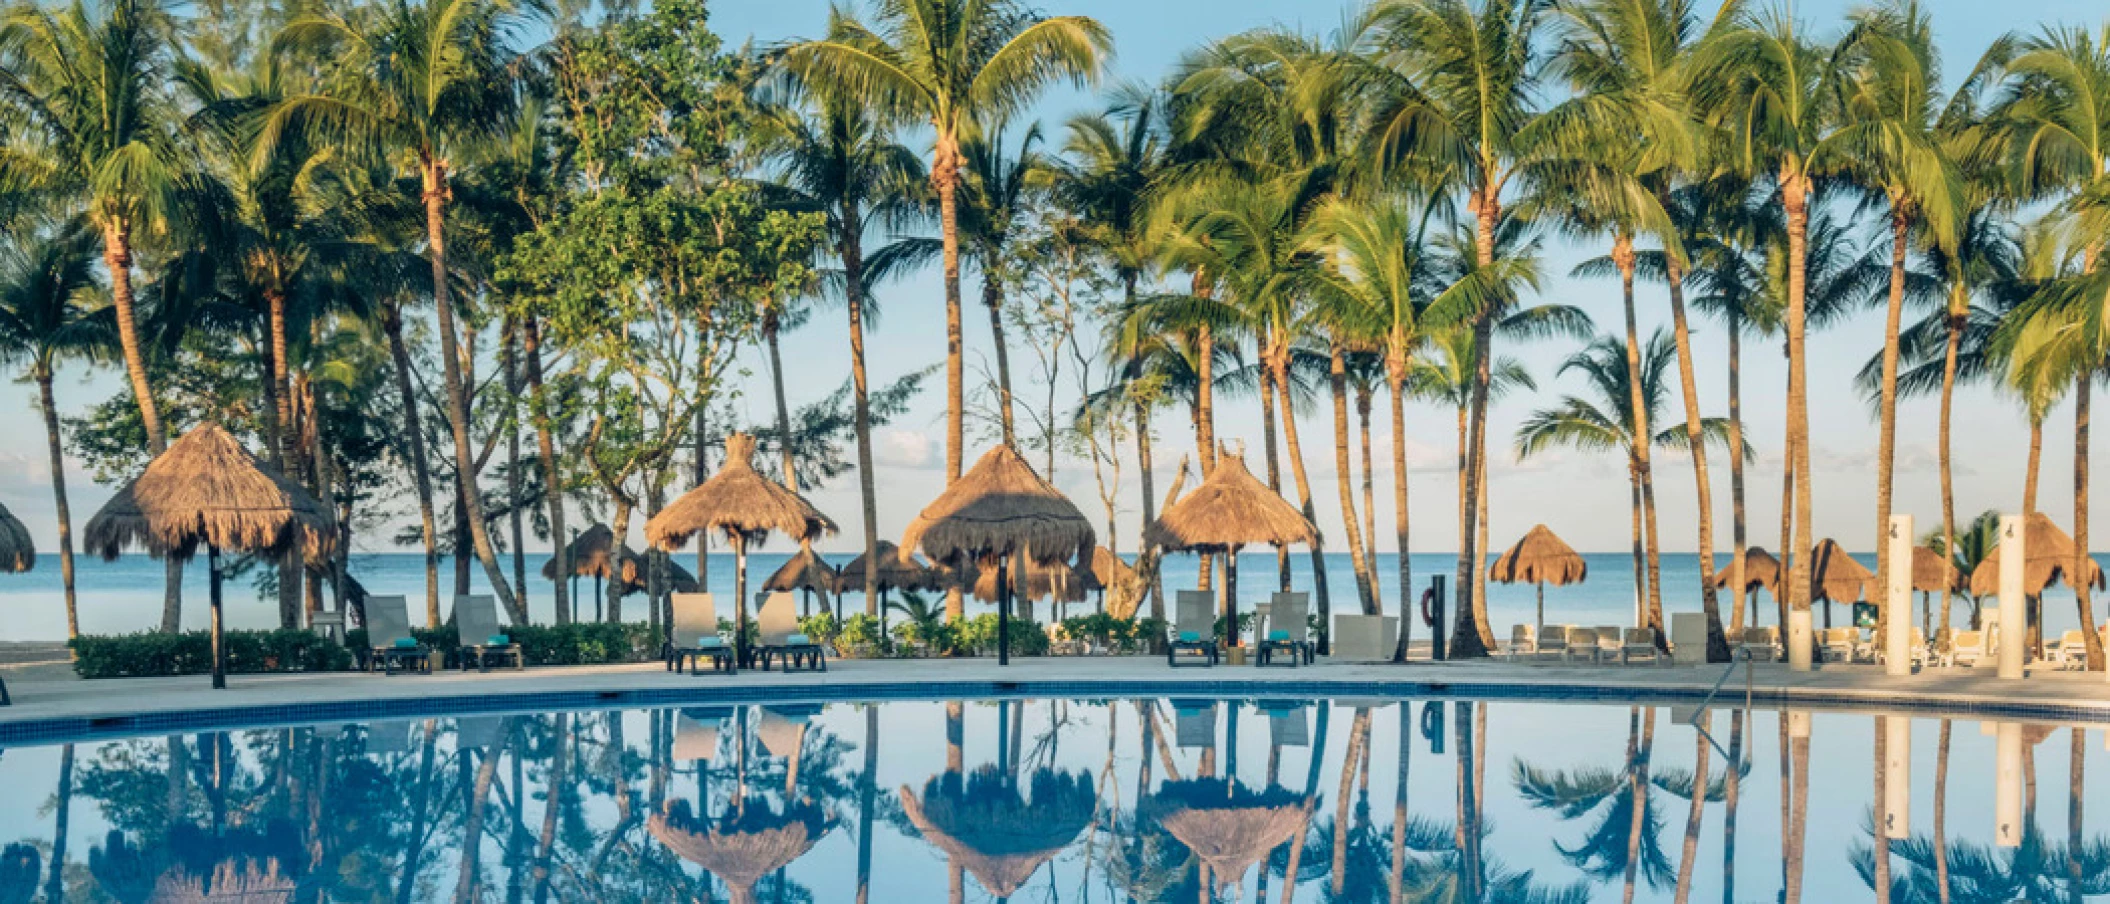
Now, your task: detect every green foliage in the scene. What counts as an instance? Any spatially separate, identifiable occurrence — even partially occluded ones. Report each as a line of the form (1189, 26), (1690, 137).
(836, 613), (886, 650)
(1058, 611), (1144, 651)
(71, 629), (355, 678)
(796, 611), (840, 645)
(956, 613), (1051, 657)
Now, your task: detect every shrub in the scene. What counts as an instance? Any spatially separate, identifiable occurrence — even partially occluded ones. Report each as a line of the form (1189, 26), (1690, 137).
(835, 614), (885, 652)
(797, 612), (840, 646)
(957, 613), (1049, 657)
(1058, 612), (1140, 651)
(72, 629), (355, 678)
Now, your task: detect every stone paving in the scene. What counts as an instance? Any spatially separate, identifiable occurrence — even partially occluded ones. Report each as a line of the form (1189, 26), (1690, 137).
(2, 651), (2108, 746)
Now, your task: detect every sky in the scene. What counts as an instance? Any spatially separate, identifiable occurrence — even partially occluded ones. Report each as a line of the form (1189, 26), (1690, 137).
(3, 0), (2107, 561)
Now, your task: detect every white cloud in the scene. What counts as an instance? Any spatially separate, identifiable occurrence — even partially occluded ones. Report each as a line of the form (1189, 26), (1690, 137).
(874, 429), (940, 470)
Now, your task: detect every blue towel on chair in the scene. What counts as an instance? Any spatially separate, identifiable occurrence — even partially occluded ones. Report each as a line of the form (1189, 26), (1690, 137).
(1179, 631), (1201, 643)
(1269, 630), (1290, 642)
(696, 636), (725, 648)
(487, 635), (509, 646)
(786, 633), (811, 646)
(393, 638), (417, 649)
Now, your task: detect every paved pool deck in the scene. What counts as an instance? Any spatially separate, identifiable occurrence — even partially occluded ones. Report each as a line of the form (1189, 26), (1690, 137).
(3, 650), (2109, 746)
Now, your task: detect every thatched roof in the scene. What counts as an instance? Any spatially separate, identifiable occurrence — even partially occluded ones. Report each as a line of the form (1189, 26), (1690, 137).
(84, 424), (333, 562)
(540, 523), (618, 580)
(902, 444), (1094, 566)
(612, 550), (699, 597)
(1143, 452), (1314, 552)
(1967, 513), (2107, 596)
(649, 800), (832, 904)
(1808, 539), (1874, 603)
(1145, 779), (1310, 890)
(0, 504), (32, 574)
(148, 859), (296, 904)
(838, 541), (937, 593)
(762, 546), (838, 594)
(962, 555), (1097, 603)
(647, 434), (836, 551)
(899, 767), (1094, 898)
(1487, 524), (1586, 586)
(1912, 546), (1963, 594)
(1090, 546), (1134, 589)
(1709, 547), (1782, 596)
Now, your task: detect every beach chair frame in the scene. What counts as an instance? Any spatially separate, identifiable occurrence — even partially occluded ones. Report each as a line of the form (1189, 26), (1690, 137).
(667, 593), (736, 675)
(1620, 627), (1666, 665)
(454, 595), (523, 672)
(1167, 591), (1218, 667)
(755, 592), (826, 672)
(363, 595), (431, 676)
(1256, 592), (1312, 666)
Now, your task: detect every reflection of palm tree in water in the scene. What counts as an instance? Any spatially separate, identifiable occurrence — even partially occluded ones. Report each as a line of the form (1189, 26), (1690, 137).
(1513, 706), (1682, 901)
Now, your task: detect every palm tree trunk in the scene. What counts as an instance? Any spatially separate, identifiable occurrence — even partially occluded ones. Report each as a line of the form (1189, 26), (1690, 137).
(1664, 250), (1728, 661)
(1262, 356), (1290, 590)
(1674, 716), (1711, 904)
(1642, 456), (1668, 647)
(36, 369), (78, 638)
(1624, 707), (1657, 904)
(841, 215), (882, 618)
(984, 279), (1017, 446)
(1875, 214), (1910, 664)
(454, 748), (500, 904)
(1722, 712), (1743, 904)
(767, 316), (798, 492)
(1785, 730), (1810, 904)
(1455, 701), (1484, 898)
(1939, 310), (1961, 637)
(99, 220), (163, 452)
(1333, 707), (1373, 895)
(522, 317), (568, 624)
(1273, 345), (1333, 651)
(1934, 719), (1950, 904)
(1387, 353), (1414, 662)
(422, 159), (522, 623)
(1453, 194), (1499, 660)
(45, 743), (70, 903)
(1873, 716), (1891, 904)
(1135, 400), (1162, 621)
(936, 138), (966, 483)
(1783, 168), (1816, 621)
(1476, 441), (1493, 647)
(1780, 406), (1795, 630)
(1729, 310), (1748, 633)
(1359, 382), (1380, 604)
(1330, 343), (1377, 614)
(264, 286), (301, 628)
(2026, 416), (2043, 514)
(1631, 460), (1648, 627)
(856, 708), (878, 904)
(1195, 314), (1216, 474)
(1616, 236), (1666, 644)
(384, 296), (443, 627)
(503, 319), (527, 615)
(2075, 376), (2099, 669)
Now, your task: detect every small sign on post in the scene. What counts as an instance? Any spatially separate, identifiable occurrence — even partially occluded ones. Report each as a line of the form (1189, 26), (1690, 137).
(1998, 515), (2025, 680)
(1887, 515), (1913, 676)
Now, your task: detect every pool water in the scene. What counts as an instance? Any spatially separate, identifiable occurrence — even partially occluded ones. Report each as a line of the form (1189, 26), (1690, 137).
(0, 697), (2092, 902)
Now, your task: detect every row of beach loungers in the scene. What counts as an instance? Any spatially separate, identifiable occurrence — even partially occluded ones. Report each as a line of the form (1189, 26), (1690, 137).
(355, 590), (826, 677)
(1498, 624), (1669, 665)
(1503, 621), (2109, 671)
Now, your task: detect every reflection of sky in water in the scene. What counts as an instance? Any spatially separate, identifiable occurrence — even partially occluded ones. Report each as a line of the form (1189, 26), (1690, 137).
(0, 699), (2091, 901)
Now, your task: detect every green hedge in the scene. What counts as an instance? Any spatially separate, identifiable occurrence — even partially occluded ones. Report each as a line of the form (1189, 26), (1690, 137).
(347, 622), (660, 666)
(71, 629), (355, 678)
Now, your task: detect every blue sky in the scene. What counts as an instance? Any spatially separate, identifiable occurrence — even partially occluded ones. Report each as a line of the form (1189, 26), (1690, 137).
(3, 0), (2104, 560)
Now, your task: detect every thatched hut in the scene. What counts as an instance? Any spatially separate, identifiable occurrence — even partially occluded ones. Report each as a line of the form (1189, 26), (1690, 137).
(0, 504), (33, 575)
(1967, 512), (2106, 597)
(1144, 779), (1311, 891)
(762, 546), (838, 617)
(83, 424), (332, 690)
(1487, 524), (1586, 632)
(1091, 546), (1141, 618)
(899, 767), (1094, 901)
(903, 445), (1093, 664)
(1804, 538), (1874, 627)
(648, 434), (835, 665)
(1142, 450), (1314, 647)
(649, 799), (833, 904)
(1912, 546), (1963, 593)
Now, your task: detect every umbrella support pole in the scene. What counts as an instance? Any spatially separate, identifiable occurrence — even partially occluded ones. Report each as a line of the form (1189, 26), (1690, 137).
(997, 557), (1010, 667)
(735, 536), (750, 669)
(1224, 551), (1240, 649)
(209, 544), (226, 690)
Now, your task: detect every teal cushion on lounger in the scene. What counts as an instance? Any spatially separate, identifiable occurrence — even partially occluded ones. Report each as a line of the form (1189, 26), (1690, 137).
(697, 636), (725, 648)
(787, 633), (811, 646)
(394, 638), (417, 649)
(487, 635), (508, 646)
(1179, 631), (1201, 643)
(1269, 630), (1290, 642)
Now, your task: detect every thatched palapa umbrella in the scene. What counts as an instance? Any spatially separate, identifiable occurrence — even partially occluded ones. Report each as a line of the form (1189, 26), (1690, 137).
(649, 799), (832, 904)
(762, 546), (838, 618)
(1143, 449), (1315, 648)
(899, 767), (1094, 902)
(1091, 546), (1139, 617)
(542, 523), (617, 619)
(1487, 524), (1586, 632)
(0, 503), (33, 575)
(1709, 546), (1783, 626)
(903, 444), (1093, 665)
(648, 434), (835, 666)
(1967, 512), (2106, 597)
(1145, 778), (1311, 891)
(961, 556), (1096, 607)
(1806, 539), (1873, 628)
(84, 424), (332, 690)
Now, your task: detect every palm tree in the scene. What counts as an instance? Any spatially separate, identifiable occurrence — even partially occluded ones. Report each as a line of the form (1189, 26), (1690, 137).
(960, 123), (1047, 446)
(1922, 510), (1999, 630)
(1356, 0), (1548, 658)
(268, 0), (531, 621)
(760, 84), (927, 619)
(0, 224), (106, 639)
(1518, 331), (1738, 642)
(782, 0), (1111, 486)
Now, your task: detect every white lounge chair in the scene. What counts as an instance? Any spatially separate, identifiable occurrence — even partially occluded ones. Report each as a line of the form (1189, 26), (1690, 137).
(1620, 628), (1665, 665)
(1500, 624), (1537, 661)
(1258, 592), (1312, 667)
(1168, 591), (1219, 667)
(1535, 625), (1571, 662)
(1819, 627), (1861, 664)
(668, 592), (735, 674)
(756, 592), (825, 672)
(1735, 626), (1781, 662)
(1950, 629), (1987, 667)
(363, 595), (430, 675)
(2048, 630), (2090, 670)
(1564, 627), (1601, 664)
(454, 594), (522, 671)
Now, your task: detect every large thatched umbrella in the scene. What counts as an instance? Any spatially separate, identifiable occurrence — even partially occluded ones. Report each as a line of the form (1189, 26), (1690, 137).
(903, 444), (1094, 665)
(1807, 539), (1873, 628)
(1709, 546), (1784, 626)
(1487, 524), (1586, 632)
(1145, 779), (1311, 892)
(542, 523), (618, 618)
(649, 799), (832, 904)
(1967, 512), (2106, 597)
(899, 767), (1094, 902)
(0, 503), (33, 575)
(648, 434), (836, 666)
(1142, 450), (1315, 648)
(84, 424), (332, 690)
(962, 556), (1095, 607)
(762, 546), (838, 618)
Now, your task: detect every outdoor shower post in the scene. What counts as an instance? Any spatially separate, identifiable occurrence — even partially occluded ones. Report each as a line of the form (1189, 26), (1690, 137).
(1424, 575), (1447, 661)
(1998, 515), (2025, 680)
(1886, 515), (1913, 676)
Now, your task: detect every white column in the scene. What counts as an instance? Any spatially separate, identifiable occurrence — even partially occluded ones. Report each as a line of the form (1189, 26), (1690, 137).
(1883, 715), (1911, 838)
(1887, 515), (1914, 676)
(1998, 515), (2026, 679)
(1787, 609), (1814, 672)
(1995, 721), (2023, 847)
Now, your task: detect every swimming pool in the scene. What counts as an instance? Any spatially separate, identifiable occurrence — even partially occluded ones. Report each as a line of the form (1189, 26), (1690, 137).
(0, 696), (2085, 902)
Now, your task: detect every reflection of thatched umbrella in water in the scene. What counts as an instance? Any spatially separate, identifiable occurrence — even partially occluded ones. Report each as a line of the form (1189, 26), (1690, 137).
(0, 843), (37, 904)
(91, 823), (303, 904)
(1487, 524), (1587, 633)
(650, 798), (833, 904)
(84, 424), (333, 690)
(762, 545), (838, 618)
(903, 444), (1094, 665)
(1145, 778), (1311, 892)
(649, 434), (837, 666)
(1143, 450), (1316, 648)
(899, 766), (1095, 901)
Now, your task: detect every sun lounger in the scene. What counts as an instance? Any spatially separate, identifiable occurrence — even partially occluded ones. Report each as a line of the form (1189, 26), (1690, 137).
(1535, 625), (1571, 661)
(2049, 630), (2090, 670)
(1174, 700), (1217, 748)
(1259, 700), (1309, 747)
(1620, 628), (1665, 665)
(1735, 626), (1782, 663)
(1819, 627), (1861, 664)
(1167, 591), (1219, 667)
(1257, 592), (1312, 666)
(455, 716), (510, 750)
(672, 707), (730, 761)
(453, 594), (522, 671)
(668, 592), (735, 674)
(1594, 625), (1622, 662)
(363, 595), (430, 675)
(1950, 629), (1986, 667)
(1564, 627), (1601, 664)
(755, 592), (825, 672)
(1500, 624), (1537, 661)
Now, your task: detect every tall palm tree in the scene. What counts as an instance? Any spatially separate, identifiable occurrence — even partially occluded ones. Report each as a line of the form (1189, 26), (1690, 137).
(268, 0), (531, 620)
(760, 85), (927, 618)
(1357, 0), (1548, 658)
(0, 224), (106, 639)
(782, 0), (1111, 485)
(1921, 510), (1999, 630)
(960, 123), (1047, 446)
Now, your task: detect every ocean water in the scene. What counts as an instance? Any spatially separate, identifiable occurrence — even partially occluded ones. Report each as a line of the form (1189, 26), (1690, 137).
(11, 549), (2103, 641)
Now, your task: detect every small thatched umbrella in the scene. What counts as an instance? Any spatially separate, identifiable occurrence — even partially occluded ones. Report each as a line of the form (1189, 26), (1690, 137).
(84, 424), (332, 690)
(649, 799), (832, 904)
(1709, 547), (1783, 598)
(762, 546), (838, 618)
(648, 434), (836, 666)
(0, 843), (37, 904)
(1967, 512), (2106, 597)
(1907, 545), (1963, 632)
(612, 548), (699, 597)
(899, 767), (1094, 902)
(1143, 449), (1315, 648)
(542, 523), (619, 618)
(1145, 779), (1311, 891)
(1807, 539), (1874, 628)
(0, 503), (33, 575)
(903, 444), (1094, 665)
(1091, 546), (1140, 617)
(1487, 524), (1587, 632)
